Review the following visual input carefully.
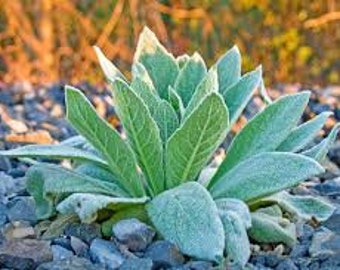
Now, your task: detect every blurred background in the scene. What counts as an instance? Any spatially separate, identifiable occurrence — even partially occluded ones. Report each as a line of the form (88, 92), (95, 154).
(0, 0), (339, 86)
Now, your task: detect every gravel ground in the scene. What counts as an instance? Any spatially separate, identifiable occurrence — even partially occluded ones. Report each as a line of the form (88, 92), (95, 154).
(0, 82), (339, 270)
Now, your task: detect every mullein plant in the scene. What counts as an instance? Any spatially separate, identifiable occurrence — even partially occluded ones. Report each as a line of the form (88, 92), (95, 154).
(1, 27), (339, 267)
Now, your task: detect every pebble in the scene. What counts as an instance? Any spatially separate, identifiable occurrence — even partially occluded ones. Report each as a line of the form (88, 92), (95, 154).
(323, 208), (340, 234)
(112, 218), (155, 252)
(314, 177), (340, 196)
(36, 256), (102, 270)
(70, 236), (89, 257)
(0, 202), (8, 226)
(2, 221), (35, 240)
(0, 239), (53, 269)
(119, 258), (153, 270)
(329, 143), (340, 166)
(89, 238), (124, 270)
(275, 258), (298, 270)
(64, 223), (101, 244)
(6, 196), (37, 225)
(143, 240), (185, 269)
(174, 260), (214, 270)
(51, 244), (74, 260)
(309, 228), (340, 257)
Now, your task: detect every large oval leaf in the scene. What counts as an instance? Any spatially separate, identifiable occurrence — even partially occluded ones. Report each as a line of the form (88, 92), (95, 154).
(134, 27), (179, 99)
(26, 164), (127, 219)
(147, 182), (225, 262)
(303, 123), (340, 162)
(209, 152), (324, 201)
(210, 91), (310, 183)
(222, 66), (262, 126)
(182, 67), (218, 121)
(111, 79), (164, 195)
(93, 46), (126, 81)
(166, 93), (229, 189)
(249, 211), (296, 246)
(57, 193), (149, 223)
(277, 112), (332, 152)
(216, 45), (241, 94)
(219, 211), (250, 267)
(174, 52), (207, 106)
(65, 86), (144, 197)
(0, 145), (108, 168)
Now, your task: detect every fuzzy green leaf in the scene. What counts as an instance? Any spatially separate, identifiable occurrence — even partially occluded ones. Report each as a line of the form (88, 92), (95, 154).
(219, 211), (250, 267)
(134, 27), (179, 99)
(42, 214), (79, 240)
(222, 66), (262, 126)
(249, 211), (296, 246)
(303, 123), (340, 162)
(111, 79), (164, 194)
(216, 45), (242, 94)
(131, 77), (160, 116)
(168, 86), (185, 118)
(75, 163), (119, 184)
(174, 52), (207, 106)
(26, 164), (126, 219)
(277, 112), (332, 152)
(166, 93), (229, 188)
(147, 182), (225, 262)
(209, 152), (324, 201)
(211, 92), (310, 182)
(215, 198), (251, 229)
(93, 46), (125, 81)
(57, 193), (149, 223)
(131, 62), (155, 90)
(266, 191), (335, 222)
(0, 145), (107, 168)
(183, 67), (218, 121)
(176, 54), (190, 68)
(153, 100), (179, 142)
(65, 86), (144, 197)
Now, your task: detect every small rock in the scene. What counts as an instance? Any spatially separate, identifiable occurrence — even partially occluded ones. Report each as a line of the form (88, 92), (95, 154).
(289, 244), (309, 258)
(51, 245), (74, 260)
(177, 260), (214, 270)
(319, 255), (340, 269)
(309, 228), (340, 257)
(119, 258), (153, 270)
(51, 236), (72, 251)
(36, 256), (102, 270)
(329, 143), (340, 166)
(297, 223), (314, 243)
(323, 208), (340, 234)
(6, 196), (37, 225)
(275, 259), (298, 270)
(70, 236), (89, 257)
(144, 240), (185, 269)
(112, 218), (155, 252)
(0, 239), (53, 269)
(89, 238), (124, 270)
(2, 221), (35, 239)
(314, 177), (340, 196)
(0, 202), (8, 225)
(64, 223), (101, 244)
(251, 254), (282, 268)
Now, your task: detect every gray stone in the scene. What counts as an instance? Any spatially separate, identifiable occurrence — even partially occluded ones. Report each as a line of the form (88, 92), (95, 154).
(64, 223), (101, 244)
(70, 236), (89, 257)
(0, 239), (53, 269)
(0, 202), (8, 226)
(309, 228), (340, 257)
(251, 254), (282, 268)
(173, 260), (213, 270)
(36, 256), (103, 270)
(296, 223), (314, 243)
(2, 221), (35, 240)
(289, 244), (309, 258)
(119, 258), (153, 270)
(314, 177), (340, 196)
(112, 218), (155, 252)
(6, 196), (37, 225)
(320, 255), (340, 269)
(323, 208), (340, 234)
(144, 240), (185, 268)
(51, 245), (74, 260)
(89, 238), (124, 270)
(275, 259), (298, 270)
(0, 173), (26, 203)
